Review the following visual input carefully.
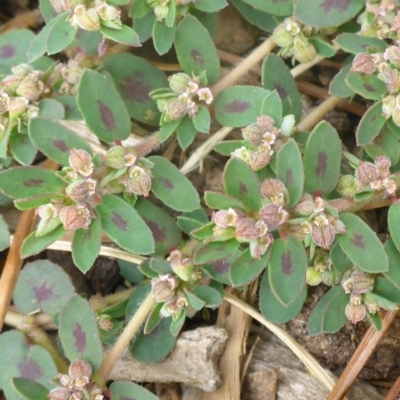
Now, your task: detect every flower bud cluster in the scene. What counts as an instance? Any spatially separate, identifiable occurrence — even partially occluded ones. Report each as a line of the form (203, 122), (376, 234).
(147, 0), (195, 22)
(152, 73), (213, 122)
(306, 251), (340, 287)
(232, 116), (282, 171)
(48, 359), (103, 400)
(341, 269), (376, 324)
(272, 17), (332, 64)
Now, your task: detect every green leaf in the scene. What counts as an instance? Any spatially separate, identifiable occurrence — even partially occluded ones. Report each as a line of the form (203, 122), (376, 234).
(213, 140), (244, 156)
(372, 277), (400, 304)
(223, 157), (261, 212)
(12, 378), (49, 400)
(138, 259), (159, 278)
(104, 53), (168, 125)
(28, 117), (92, 165)
(72, 217), (101, 274)
(309, 35), (336, 58)
(97, 194), (154, 254)
(38, 98), (65, 121)
(129, 0), (151, 18)
(242, 0), (292, 15)
(294, 0), (364, 28)
(0, 30), (35, 71)
(149, 156), (201, 212)
(118, 260), (144, 284)
(100, 25), (141, 46)
(262, 54), (302, 122)
(337, 213), (388, 273)
(135, 197), (182, 256)
(0, 167), (64, 199)
(175, 15), (220, 83)
(345, 72), (387, 101)
(193, 105), (211, 133)
(13, 260), (74, 315)
(204, 191), (246, 210)
(193, 239), (240, 264)
(356, 101), (387, 146)
(77, 69), (131, 143)
(214, 86), (270, 127)
(230, 248), (270, 287)
(170, 309), (186, 336)
(133, 11), (155, 42)
(150, 258), (173, 274)
(307, 286), (348, 336)
(184, 289), (206, 310)
(144, 303), (163, 334)
(0, 215), (9, 252)
(260, 272), (307, 323)
(190, 221), (215, 240)
(333, 33), (387, 54)
(177, 208), (209, 234)
(388, 202), (400, 255)
(383, 239), (400, 289)
(20, 225), (66, 258)
(329, 241), (353, 273)
(57, 96), (82, 120)
(201, 252), (241, 285)
(368, 312), (382, 330)
(15, 193), (56, 211)
(177, 116), (197, 150)
(192, 285), (223, 308)
(303, 121), (341, 195)
(59, 295), (102, 369)
(329, 63), (354, 98)
(9, 130), (37, 166)
(276, 139), (304, 207)
(160, 120), (181, 142)
(196, 0), (228, 12)
(268, 236), (308, 306)
(260, 90), (283, 127)
(364, 292), (398, 311)
(110, 381), (159, 400)
(153, 20), (176, 55)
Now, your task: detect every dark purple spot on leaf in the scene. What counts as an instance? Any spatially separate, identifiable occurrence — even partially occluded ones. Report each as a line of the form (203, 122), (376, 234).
(23, 179), (44, 187)
(73, 323), (86, 353)
(0, 44), (15, 58)
(98, 101), (116, 130)
(316, 152), (327, 180)
(286, 168), (293, 186)
(363, 83), (376, 92)
(120, 72), (151, 103)
(223, 100), (251, 114)
(190, 49), (204, 68)
(281, 250), (292, 275)
(239, 182), (248, 194)
(211, 258), (230, 274)
(18, 358), (43, 380)
(112, 212), (128, 231)
(351, 233), (365, 249)
(144, 218), (166, 242)
(53, 139), (68, 152)
(320, 0), (351, 12)
(274, 83), (288, 100)
(33, 282), (57, 302)
(160, 177), (174, 190)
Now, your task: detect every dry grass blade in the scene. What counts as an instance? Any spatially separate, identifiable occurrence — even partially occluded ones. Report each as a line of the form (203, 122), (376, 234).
(383, 374), (400, 399)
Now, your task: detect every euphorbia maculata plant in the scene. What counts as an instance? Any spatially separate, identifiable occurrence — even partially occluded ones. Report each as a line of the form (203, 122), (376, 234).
(3, 0), (400, 398)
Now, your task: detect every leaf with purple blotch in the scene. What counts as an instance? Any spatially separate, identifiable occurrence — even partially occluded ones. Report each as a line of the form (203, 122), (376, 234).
(337, 213), (388, 273)
(59, 294), (102, 369)
(77, 69), (131, 143)
(13, 260), (74, 315)
(104, 53), (168, 125)
(153, 19), (176, 55)
(204, 191), (246, 211)
(56, 96), (82, 120)
(0, 29), (35, 72)
(72, 217), (101, 274)
(149, 156), (201, 212)
(294, 0), (364, 28)
(193, 239), (241, 265)
(262, 54), (302, 122)
(100, 25), (141, 47)
(175, 15), (220, 83)
(9, 129), (37, 166)
(260, 272), (307, 323)
(213, 140), (244, 156)
(135, 197), (182, 256)
(0, 330), (57, 399)
(329, 63), (354, 98)
(303, 121), (341, 196)
(29, 117), (92, 166)
(223, 157), (261, 212)
(201, 251), (241, 285)
(345, 71), (386, 101)
(177, 116), (197, 150)
(242, 0), (292, 15)
(110, 381), (159, 400)
(307, 286), (348, 336)
(0, 167), (64, 199)
(12, 377), (49, 400)
(214, 85), (270, 127)
(276, 139), (304, 207)
(230, 247), (271, 287)
(333, 33), (387, 54)
(260, 90), (283, 127)
(268, 236), (307, 307)
(196, 0), (228, 12)
(97, 194), (154, 255)
(355, 101), (386, 146)
(364, 123), (400, 165)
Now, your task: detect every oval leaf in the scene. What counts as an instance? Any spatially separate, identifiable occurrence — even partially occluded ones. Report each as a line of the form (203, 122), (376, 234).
(242, 0), (292, 15)
(100, 25), (141, 46)
(110, 381), (159, 400)
(193, 239), (240, 265)
(334, 33), (387, 54)
(0, 30), (35, 71)
(345, 72), (387, 101)
(356, 101), (387, 146)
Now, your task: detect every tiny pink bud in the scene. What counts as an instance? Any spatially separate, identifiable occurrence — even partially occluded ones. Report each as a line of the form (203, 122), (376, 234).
(151, 274), (178, 303)
(212, 208), (240, 228)
(196, 87), (213, 104)
(249, 148), (272, 171)
(345, 302), (367, 324)
(241, 123), (265, 146)
(260, 178), (287, 202)
(70, 5), (100, 31)
(293, 194), (315, 216)
(97, 315), (113, 331)
(355, 161), (380, 186)
(126, 165), (152, 196)
(258, 203), (284, 230)
(311, 223), (335, 250)
(16, 76), (45, 101)
(60, 205), (92, 230)
(0, 92), (9, 114)
(66, 179), (97, 203)
(257, 115), (275, 132)
(383, 68), (400, 94)
(8, 96), (28, 117)
(165, 98), (187, 121)
(69, 149), (93, 177)
(68, 359), (92, 380)
(47, 387), (71, 400)
(375, 155), (391, 178)
(249, 233), (274, 258)
(88, 293), (107, 312)
(351, 53), (375, 74)
(235, 218), (259, 242)
(351, 271), (374, 294)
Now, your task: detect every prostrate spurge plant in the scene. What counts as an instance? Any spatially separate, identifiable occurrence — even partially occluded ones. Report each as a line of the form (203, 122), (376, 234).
(2, 0), (400, 398)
